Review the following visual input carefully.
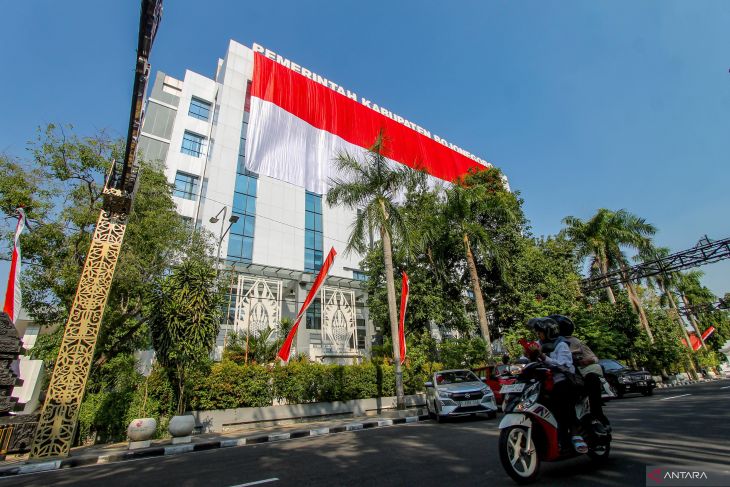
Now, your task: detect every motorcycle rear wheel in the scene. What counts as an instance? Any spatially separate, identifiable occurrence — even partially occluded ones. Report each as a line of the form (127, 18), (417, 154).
(499, 426), (540, 484)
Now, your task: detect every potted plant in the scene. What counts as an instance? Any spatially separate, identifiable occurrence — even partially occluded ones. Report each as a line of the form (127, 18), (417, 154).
(127, 375), (157, 448)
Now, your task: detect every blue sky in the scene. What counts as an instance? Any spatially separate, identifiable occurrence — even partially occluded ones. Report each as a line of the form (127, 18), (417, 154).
(1, 0), (728, 299)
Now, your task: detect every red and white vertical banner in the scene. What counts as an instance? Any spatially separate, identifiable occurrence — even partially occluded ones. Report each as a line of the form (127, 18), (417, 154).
(3, 208), (26, 324)
(398, 271), (409, 365)
(277, 247), (337, 363)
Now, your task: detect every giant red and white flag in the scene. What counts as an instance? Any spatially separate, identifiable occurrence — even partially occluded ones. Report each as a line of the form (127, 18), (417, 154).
(398, 271), (409, 365)
(245, 52), (489, 194)
(277, 247), (337, 363)
(3, 208), (26, 324)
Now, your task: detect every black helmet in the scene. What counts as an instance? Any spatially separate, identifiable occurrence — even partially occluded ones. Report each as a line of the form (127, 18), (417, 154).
(549, 314), (575, 337)
(527, 317), (560, 342)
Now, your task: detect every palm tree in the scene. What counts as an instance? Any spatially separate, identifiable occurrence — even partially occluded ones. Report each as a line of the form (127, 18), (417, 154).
(327, 133), (414, 409)
(563, 209), (656, 341)
(639, 247), (697, 376)
(442, 168), (517, 349)
(675, 271), (716, 348)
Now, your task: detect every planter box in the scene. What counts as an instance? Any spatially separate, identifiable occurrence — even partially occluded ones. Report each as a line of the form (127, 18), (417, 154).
(190, 394), (426, 434)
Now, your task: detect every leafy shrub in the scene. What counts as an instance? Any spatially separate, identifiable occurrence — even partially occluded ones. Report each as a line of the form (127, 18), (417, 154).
(272, 360), (342, 404)
(341, 362), (378, 399)
(77, 355), (143, 444)
(188, 360), (272, 410)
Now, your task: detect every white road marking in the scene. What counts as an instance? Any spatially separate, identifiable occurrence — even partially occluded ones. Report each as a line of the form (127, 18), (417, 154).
(227, 479), (279, 487)
(720, 386), (730, 389)
(659, 394), (691, 401)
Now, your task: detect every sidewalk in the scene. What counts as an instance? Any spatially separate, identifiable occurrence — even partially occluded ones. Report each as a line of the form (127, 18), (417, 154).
(0, 410), (429, 477)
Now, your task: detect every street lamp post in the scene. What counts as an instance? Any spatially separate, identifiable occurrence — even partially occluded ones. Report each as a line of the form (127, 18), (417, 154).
(210, 206), (239, 274)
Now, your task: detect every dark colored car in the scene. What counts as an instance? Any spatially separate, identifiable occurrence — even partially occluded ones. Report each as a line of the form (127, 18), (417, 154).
(599, 359), (656, 398)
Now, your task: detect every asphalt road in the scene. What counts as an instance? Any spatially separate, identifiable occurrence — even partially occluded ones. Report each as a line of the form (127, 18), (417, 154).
(4, 380), (729, 487)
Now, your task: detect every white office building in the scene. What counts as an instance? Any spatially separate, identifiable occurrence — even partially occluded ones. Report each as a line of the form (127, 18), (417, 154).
(138, 40), (490, 363)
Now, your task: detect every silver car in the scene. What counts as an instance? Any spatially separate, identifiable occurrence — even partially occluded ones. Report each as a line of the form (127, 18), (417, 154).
(425, 369), (498, 422)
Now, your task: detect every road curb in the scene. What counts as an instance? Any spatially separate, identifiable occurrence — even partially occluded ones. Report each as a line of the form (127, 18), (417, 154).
(0, 414), (430, 478)
(655, 378), (720, 389)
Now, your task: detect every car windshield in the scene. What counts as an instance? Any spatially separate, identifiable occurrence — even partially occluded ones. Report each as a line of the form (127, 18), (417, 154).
(435, 370), (480, 385)
(600, 359), (625, 371)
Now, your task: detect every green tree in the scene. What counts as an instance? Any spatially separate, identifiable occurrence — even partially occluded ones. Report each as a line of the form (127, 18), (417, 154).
(223, 317), (293, 365)
(562, 208), (656, 341)
(0, 124), (191, 366)
(326, 133), (414, 409)
(638, 247), (699, 376)
(442, 168), (521, 348)
(496, 236), (583, 328)
(675, 271), (716, 347)
(148, 247), (224, 415)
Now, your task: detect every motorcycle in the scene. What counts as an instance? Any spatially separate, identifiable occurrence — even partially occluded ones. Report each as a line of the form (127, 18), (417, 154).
(497, 362), (612, 484)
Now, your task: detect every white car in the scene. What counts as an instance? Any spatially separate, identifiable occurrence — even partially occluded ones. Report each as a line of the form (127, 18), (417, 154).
(425, 369), (498, 422)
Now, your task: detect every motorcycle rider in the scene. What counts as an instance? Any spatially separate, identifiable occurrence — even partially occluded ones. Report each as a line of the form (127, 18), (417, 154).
(549, 314), (610, 430)
(529, 317), (588, 454)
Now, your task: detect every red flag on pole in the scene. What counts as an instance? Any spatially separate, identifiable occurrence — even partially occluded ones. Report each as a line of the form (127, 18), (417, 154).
(277, 247), (337, 362)
(398, 271), (409, 365)
(3, 208), (26, 324)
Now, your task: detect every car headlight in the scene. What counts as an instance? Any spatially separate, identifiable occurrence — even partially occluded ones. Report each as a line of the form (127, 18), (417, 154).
(619, 376), (629, 383)
(480, 386), (492, 396)
(438, 390), (452, 399)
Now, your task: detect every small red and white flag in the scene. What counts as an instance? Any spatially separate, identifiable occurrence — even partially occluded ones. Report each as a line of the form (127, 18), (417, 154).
(277, 247), (337, 363)
(3, 208), (27, 324)
(398, 271), (409, 365)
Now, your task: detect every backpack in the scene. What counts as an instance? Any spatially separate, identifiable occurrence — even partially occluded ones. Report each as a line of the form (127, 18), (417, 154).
(565, 336), (598, 368)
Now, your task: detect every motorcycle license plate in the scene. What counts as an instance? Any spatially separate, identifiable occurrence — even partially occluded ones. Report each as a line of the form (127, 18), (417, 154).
(500, 383), (525, 394)
(459, 399), (481, 406)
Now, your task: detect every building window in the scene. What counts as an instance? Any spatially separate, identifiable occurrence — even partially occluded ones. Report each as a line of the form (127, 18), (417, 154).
(356, 317), (366, 349)
(173, 171), (198, 200)
(227, 110), (258, 263)
(353, 270), (368, 282)
(306, 298), (321, 330)
(188, 97), (211, 121)
(305, 192), (323, 273)
(181, 131), (205, 157)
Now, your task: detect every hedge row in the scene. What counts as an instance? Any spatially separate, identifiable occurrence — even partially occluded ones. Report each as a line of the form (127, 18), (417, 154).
(188, 360), (441, 411)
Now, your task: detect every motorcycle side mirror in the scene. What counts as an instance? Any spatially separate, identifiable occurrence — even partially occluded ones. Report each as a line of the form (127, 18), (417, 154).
(424, 381), (434, 388)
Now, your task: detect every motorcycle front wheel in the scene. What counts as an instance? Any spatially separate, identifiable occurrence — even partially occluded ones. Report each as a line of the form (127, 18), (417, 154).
(587, 442), (611, 462)
(499, 426), (540, 484)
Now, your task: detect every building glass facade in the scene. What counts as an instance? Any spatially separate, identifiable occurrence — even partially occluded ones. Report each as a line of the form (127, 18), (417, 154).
(227, 111), (257, 263)
(304, 192), (323, 273)
(306, 298), (322, 330)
